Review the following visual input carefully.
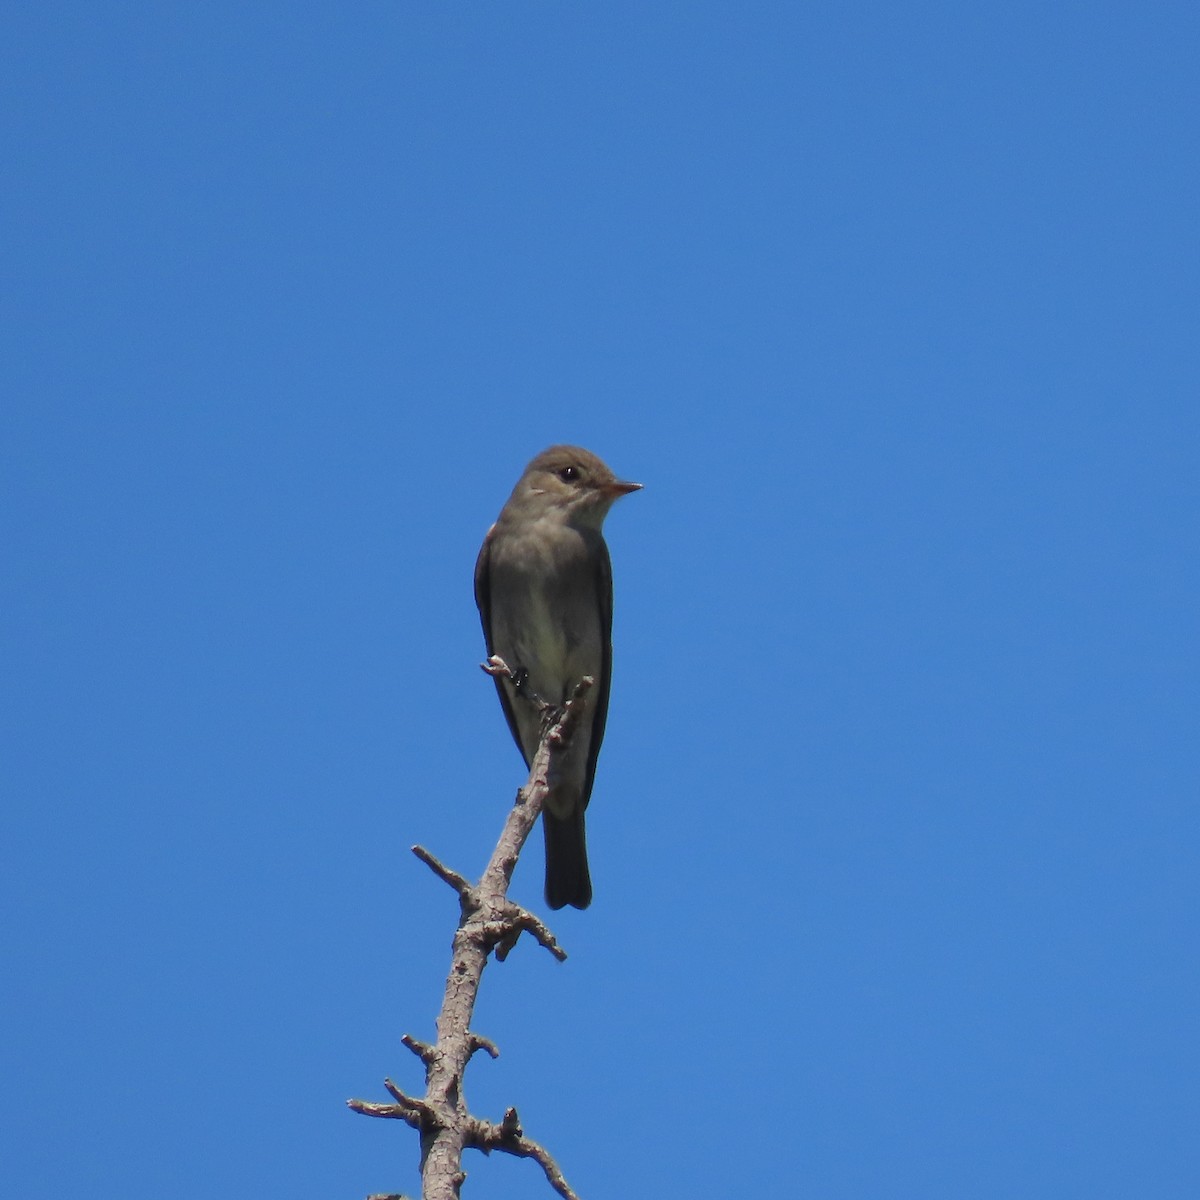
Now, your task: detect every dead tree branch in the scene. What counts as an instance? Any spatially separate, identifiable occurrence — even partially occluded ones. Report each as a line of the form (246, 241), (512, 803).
(348, 668), (592, 1200)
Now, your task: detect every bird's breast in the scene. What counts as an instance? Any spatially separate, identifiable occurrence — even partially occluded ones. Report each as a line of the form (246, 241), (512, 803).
(489, 522), (603, 704)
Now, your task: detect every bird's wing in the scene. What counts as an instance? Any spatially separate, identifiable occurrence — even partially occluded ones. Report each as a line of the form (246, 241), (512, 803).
(580, 538), (614, 811)
(473, 525), (528, 764)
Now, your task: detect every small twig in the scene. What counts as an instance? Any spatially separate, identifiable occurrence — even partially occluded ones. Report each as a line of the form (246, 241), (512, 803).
(493, 909), (567, 963)
(467, 1033), (500, 1061)
(410, 845), (471, 897)
(401, 1033), (435, 1064)
(347, 1098), (421, 1127)
(383, 1078), (432, 1115)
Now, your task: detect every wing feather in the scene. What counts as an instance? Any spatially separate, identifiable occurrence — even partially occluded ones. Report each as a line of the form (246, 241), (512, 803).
(580, 539), (614, 810)
(473, 526), (527, 762)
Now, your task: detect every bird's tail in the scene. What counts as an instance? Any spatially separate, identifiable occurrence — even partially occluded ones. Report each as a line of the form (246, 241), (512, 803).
(543, 806), (592, 910)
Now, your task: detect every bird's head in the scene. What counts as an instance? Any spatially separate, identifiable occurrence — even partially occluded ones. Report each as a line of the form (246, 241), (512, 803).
(514, 445), (641, 529)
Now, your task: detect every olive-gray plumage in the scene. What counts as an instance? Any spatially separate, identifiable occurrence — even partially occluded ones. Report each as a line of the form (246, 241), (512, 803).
(474, 446), (640, 909)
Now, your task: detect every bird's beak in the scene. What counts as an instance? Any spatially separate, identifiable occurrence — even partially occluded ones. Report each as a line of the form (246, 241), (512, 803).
(604, 479), (643, 499)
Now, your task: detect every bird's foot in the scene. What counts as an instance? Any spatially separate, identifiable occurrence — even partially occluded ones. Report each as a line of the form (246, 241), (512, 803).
(482, 654), (515, 679)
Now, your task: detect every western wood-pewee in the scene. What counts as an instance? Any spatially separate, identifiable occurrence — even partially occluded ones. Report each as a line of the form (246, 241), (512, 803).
(474, 445), (641, 910)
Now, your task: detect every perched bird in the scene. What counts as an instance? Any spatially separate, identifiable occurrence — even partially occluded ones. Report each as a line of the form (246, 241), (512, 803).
(474, 445), (640, 909)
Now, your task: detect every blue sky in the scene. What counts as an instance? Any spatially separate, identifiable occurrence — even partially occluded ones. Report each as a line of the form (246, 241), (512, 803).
(3, 3), (1197, 1197)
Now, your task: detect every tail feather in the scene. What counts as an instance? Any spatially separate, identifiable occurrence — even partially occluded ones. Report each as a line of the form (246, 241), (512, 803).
(543, 806), (592, 910)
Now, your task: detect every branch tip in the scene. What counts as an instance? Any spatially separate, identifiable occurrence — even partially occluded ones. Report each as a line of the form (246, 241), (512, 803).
(347, 1097), (421, 1126)
(515, 910), (568, 962)
(411, 845), (471, 895)
(382, 1077), (432, 1117)
(468, 1032), (500, 1060)
(401, 1033), (434, 1063)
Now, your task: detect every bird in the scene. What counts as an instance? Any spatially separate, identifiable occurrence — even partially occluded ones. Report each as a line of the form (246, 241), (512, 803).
(474, 445), (640, 909)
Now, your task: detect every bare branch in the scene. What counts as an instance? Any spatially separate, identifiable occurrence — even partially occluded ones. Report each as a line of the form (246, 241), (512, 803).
(464, 1111), (582, 1200)
(350, 686), (591, 1198)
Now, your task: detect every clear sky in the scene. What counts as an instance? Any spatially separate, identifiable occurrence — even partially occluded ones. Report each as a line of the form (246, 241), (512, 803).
(3, 3), (1197, 1197)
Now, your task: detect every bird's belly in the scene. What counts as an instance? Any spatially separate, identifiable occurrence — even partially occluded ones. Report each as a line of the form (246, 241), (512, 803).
(510, 590), (597, 703)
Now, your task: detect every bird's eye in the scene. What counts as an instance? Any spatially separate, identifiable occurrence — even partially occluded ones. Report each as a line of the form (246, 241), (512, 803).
(558, 465), (580, 482)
